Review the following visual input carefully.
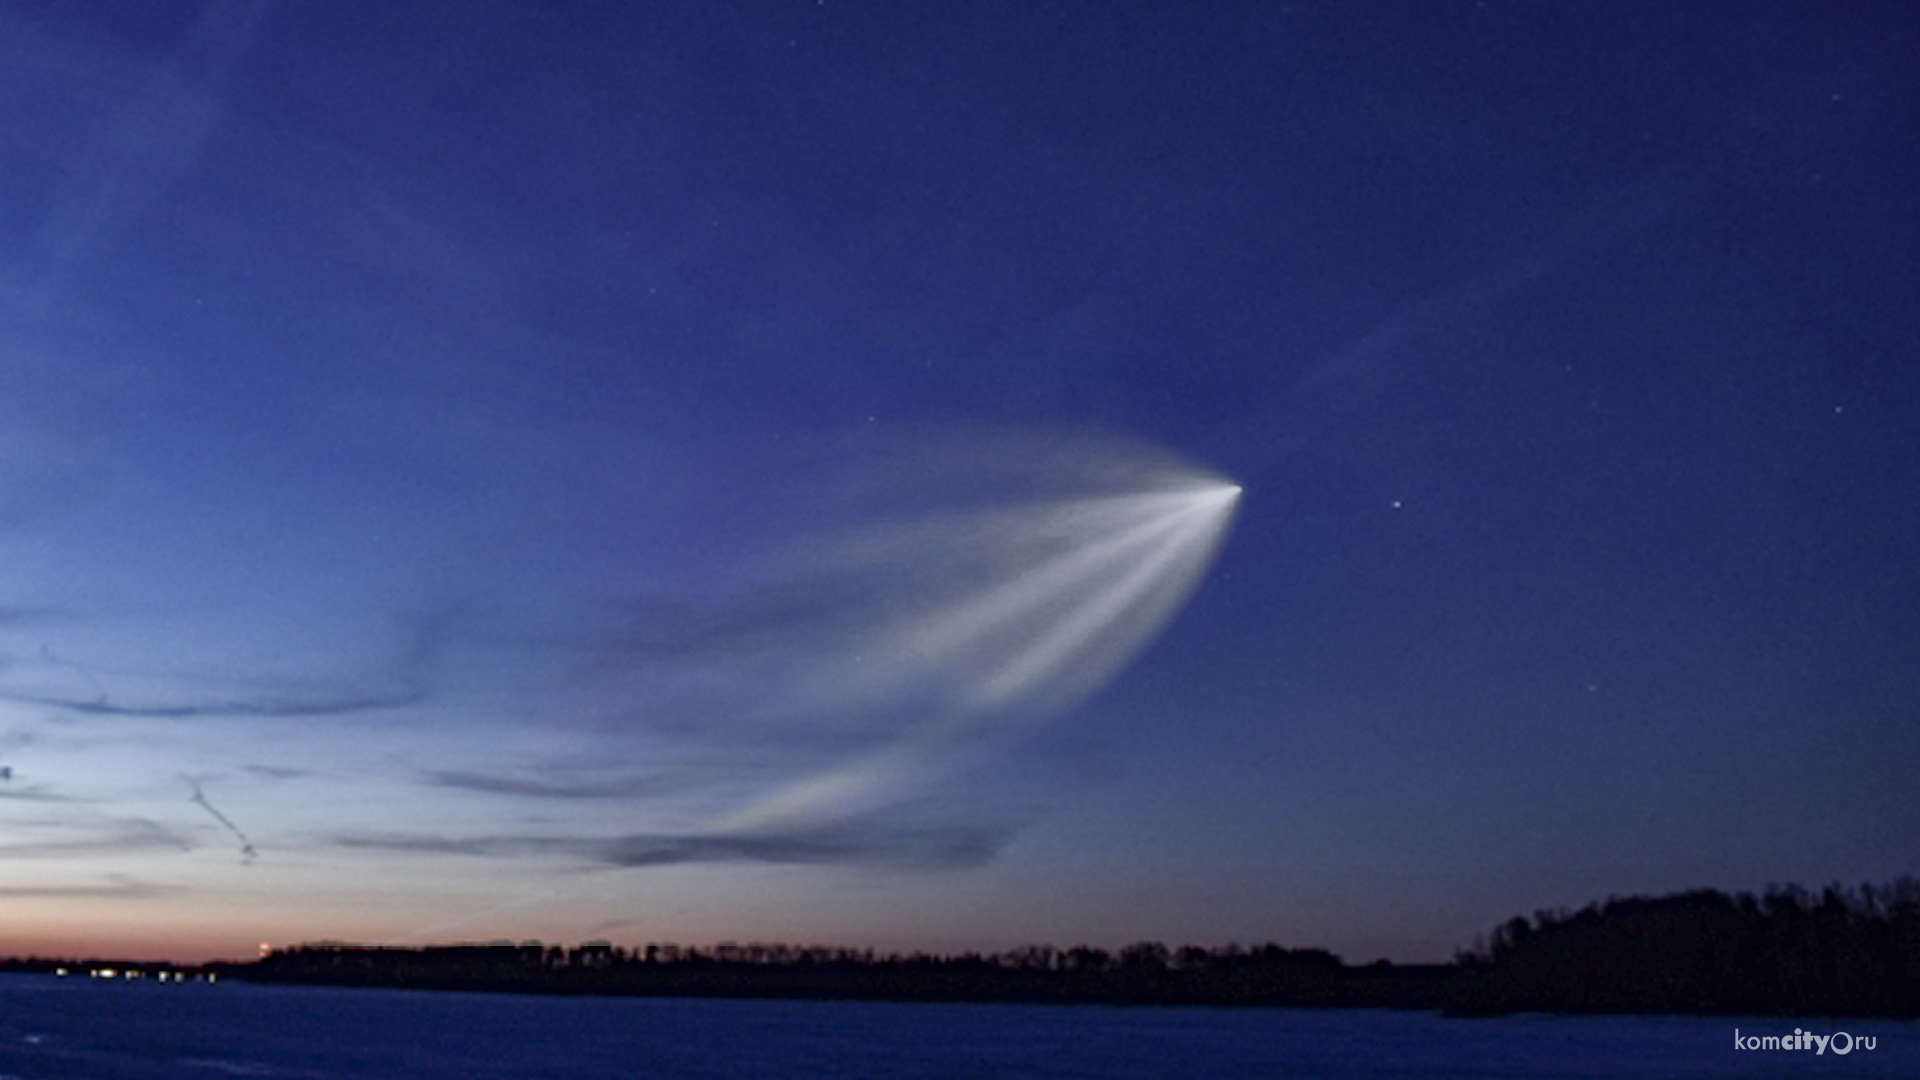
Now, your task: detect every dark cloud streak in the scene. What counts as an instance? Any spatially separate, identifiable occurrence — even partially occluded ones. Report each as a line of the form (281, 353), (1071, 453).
(0, 817), (192, 859)
(0, 688), (423, 719)
(333, 821), (1013, 872)
(421, 769), (681, 800)
(189, 781), (257, 862)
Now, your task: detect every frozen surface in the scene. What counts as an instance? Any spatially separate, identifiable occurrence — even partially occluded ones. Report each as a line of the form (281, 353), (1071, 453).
(1, 975), (1913, 1079)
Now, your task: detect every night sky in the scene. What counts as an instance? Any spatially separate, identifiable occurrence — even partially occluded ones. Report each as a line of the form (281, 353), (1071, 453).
(2, 1), (1916, 964)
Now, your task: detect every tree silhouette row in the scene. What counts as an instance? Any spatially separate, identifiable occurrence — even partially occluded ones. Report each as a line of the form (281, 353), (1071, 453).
(11, 879), (1914, 1015)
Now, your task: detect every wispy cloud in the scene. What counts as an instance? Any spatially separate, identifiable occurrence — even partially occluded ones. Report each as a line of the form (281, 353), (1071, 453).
(0, 605), (445, 750)
(1305, 166), (1694, 396)
(0, 816), (193, 859)
(333, 820), (1013, 872)
(0, 783), (84, 803)
(0, 605), (64, 626)
(0, 872), (180, 899)
(421, 769), (681, 800)
(0, 688), (423, 719)
(588, 825), (1010, 870)
(0, 0), (270, 315)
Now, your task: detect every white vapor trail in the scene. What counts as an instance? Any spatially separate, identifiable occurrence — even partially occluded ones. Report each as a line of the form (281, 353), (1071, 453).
(678, 431), (1242, 834)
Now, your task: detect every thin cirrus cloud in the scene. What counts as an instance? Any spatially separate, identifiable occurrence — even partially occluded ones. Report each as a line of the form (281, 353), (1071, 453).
(0, 872), (180, 900)
(0, 618), (441, 724)
(332, 820), (1014, 873)
(0, 815), (193, 860)
(421, 770), (683, 801)
(0, 783), (83, 804)
(0, 606), (65, 626)
(0, 0), (269, 314)
(0, 688), (424, 720)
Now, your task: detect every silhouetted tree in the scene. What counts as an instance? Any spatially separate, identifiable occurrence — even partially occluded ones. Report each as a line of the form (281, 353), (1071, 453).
(1449, 880), (1920, 1017)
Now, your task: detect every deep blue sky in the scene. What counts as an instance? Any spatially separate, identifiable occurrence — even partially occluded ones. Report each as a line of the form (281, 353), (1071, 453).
(2, 1), (1915, 962)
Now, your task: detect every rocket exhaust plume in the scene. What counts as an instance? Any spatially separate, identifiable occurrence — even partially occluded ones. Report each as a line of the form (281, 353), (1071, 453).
(603, 426), (1243, 834)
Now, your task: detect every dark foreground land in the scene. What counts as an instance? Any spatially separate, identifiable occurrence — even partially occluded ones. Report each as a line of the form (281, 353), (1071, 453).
(8, 881), (1917, 1016)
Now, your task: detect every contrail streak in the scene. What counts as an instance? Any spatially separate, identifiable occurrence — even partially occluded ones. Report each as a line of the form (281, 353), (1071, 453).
(189, 781), (257, 862)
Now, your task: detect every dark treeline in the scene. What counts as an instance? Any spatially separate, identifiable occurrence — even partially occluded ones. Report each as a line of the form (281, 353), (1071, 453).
(12, 880), (1915, 1015)
(1447, 880), (1920, 1017)
(232, 940), (1450, 1008)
